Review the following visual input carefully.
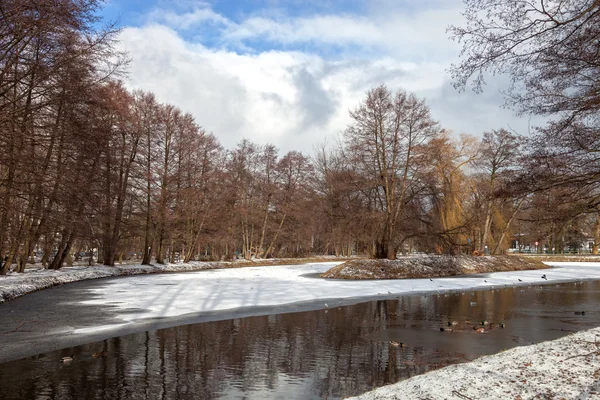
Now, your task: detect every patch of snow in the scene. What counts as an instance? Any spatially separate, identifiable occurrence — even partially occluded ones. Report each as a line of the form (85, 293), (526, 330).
(0, 260), (251, 304)
(347, 326), (600, 399)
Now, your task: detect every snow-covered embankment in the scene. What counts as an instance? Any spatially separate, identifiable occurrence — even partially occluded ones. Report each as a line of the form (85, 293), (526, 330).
(0, 261), (251, 304)
(348, 326), (600, 399)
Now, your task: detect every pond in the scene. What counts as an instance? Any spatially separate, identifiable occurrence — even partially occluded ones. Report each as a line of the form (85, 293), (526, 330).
(1, 280), (600, 399)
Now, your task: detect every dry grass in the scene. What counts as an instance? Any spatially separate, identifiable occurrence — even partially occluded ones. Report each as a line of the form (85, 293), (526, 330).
(320, 255), (547, 280)
(226, 256), (356, 268)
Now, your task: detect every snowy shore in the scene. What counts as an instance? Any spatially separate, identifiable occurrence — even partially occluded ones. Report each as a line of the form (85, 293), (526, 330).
(348, 326), (600, 399)
(0, 258), (340, 304)
(0, 261), (220, 303)
(0, 257), (590, 305)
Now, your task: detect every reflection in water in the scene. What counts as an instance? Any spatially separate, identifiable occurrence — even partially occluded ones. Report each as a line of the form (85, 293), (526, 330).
(2, 281), (600, 399)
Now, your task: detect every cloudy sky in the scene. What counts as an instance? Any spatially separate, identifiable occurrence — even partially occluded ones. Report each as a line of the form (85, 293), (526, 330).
(101, 0), (535, 153)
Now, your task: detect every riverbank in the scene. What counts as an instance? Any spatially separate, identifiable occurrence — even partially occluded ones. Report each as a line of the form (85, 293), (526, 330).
(321, 255), (545, 279)
(348, 325), (600, 399)
(0, 257), (346, 304)
(0, 255), (582, 304)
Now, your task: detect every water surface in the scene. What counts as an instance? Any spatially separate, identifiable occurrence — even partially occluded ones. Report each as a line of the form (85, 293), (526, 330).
(1, 281), (600, 399)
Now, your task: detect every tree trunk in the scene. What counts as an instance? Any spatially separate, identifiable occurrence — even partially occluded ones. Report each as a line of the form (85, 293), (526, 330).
(481, 198), (494, 253)
(592, 213), (600, 255)
(184, 220), (204, 262)
(257, 199), (270, 258)
(142, 119), (154, 265)
(265, 213), (286, 258)
(156, 229), (165, 264)
(492, 198), (525, 255)
(386, 242), (396, 260)
(49, 230), (76, 270)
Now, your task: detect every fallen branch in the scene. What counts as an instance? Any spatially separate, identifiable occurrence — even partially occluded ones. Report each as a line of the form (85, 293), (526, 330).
(564, 337), (600, 361)
(452, 390), (475, 400)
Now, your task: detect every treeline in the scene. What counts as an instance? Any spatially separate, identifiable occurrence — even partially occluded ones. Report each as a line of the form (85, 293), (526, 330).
(1, 1), (599, 272)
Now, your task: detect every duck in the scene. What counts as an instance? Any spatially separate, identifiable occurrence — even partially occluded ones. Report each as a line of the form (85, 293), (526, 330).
(499, 322), (505, 328)
(440, 327), (453, 332)
(92, 351), (107, 358)
(575, 311), (586, 315)
(448, 321), (459, 326)
(390, 341), (404, 347)
(475, 327), (485, 333)
(541, 274), (547, 280)
(60, 355), (74, 363)
(480, 320), (489, 325)
(518, 279), (523, 282)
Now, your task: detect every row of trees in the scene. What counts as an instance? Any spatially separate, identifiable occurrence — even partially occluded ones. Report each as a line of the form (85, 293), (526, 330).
(329, 84), (600, 259)
(2, 0), (599, 271)
(449, 0), (600, 254)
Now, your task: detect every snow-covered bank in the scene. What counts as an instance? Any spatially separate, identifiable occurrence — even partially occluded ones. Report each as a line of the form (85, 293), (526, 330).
(0, 261), (236, 304)
(0, 258), (339, 304)
(1, 260), (599, 312)
(347, 326), (600, 399)
(0, 257), (579, 305)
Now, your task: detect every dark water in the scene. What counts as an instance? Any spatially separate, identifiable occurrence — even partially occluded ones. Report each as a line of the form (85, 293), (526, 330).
(2, 281), (600, 399)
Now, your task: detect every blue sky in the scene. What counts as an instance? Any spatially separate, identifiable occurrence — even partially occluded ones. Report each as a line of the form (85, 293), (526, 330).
(100, 0), (537, 152)
(103, 0), (376, 55)
(103, 0), (368, 28)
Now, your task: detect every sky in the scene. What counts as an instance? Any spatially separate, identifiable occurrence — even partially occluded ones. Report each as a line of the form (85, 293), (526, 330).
(100, 0), (538, 153)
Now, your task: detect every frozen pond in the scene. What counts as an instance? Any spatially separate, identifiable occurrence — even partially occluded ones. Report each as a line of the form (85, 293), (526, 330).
(1, 280), (600, 399)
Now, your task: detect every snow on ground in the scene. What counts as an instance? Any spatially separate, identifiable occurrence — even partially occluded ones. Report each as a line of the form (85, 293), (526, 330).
(348, 326), (600, 400)
(1, 260), (599, 315)
(0, 261), (234, 304)
(47, 261), (600, 333)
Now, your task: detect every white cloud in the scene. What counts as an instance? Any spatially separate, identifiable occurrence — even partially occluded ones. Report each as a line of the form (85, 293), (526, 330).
(223, 8), (463, 62)
(144, 2), (463, 60)
(223, 15), (384, 45)
(117, 1), (533, 153)
(147, 7), (230, 30)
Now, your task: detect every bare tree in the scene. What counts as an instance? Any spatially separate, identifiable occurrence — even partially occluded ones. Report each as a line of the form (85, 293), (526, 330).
(475, 129), (523, 253)
(450, 0), (600, 214)
(264, 150), (313, 257)
(312, 143), (368, 257)
(450, 0), (600, 116)
(0, 0), (124, 273)
(344, 85), (439, 259)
